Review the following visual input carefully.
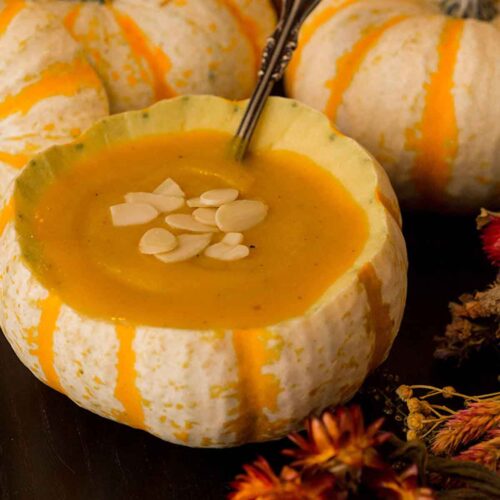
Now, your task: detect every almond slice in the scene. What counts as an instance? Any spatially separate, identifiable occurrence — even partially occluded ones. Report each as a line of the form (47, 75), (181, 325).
(222, 232), (244, 245)
(165, 214), (219, 233)
(110, 203), (158, 226)
(200, 188), (239, 207)
(139, 228), (177, 255)
(205, 242), (249, 261)
(155, 233), (212, 263)
(193, 207), (217, 226)
(125, 192), (184, 213)
(186, 197), (205, 208)
(215, 200), (268, 232)
(154, 178), (185, 197)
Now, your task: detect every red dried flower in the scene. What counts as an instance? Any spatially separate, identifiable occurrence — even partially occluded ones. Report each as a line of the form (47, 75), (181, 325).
(478, 209), (500, 266)
(283, 406), (391, 477)
(228, 457), (336, 500)
(371, 465), (435, 500)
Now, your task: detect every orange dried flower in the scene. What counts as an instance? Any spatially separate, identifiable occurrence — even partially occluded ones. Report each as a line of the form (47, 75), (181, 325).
(397, 385), (413, 401)
(228, 457), (336, 500)
(454, 429), (500, 472)
(283, 406), (391, 476)
(407, 398), (421, 413)
(442, 386), (456, 399)
(432, 401), (500, 455)
(371, 465), (435, 500)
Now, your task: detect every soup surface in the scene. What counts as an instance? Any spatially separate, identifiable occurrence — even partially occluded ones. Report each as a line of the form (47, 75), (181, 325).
(25, 131), (368, 329)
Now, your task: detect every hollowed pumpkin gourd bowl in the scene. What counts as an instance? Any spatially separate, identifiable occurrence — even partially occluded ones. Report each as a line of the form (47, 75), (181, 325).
(0, 96), (407, 447)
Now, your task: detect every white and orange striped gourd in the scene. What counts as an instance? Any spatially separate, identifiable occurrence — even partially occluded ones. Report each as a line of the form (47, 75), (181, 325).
(40, 0), (276, 112)
(286, 0), (500, 211)
(0, 96), (407, 447)
(0, 0), (109, 196)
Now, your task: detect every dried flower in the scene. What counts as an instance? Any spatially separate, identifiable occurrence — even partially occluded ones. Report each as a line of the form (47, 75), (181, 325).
(370, 465), (435, 499)
(407, 413), (425, 432)
(229, 404), (500, 500)
(433, 209), (500, 364)
(407, 398), (421, 413)
(434, 281), (500, 364)
(283, 406), (391, 480)
(229, 457), (336, 500)
(442, 387), (456, 399)
(432, 401), (500, 456)
(454, 429), (500, 472)
(397, 385), (413, 401)
(407, 430), (418, 441)
(478, 208), (500, 266)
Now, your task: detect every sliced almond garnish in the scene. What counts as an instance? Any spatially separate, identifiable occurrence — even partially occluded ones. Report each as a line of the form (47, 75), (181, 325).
(165, 214), (218, 233)
(222, 232), (244, 245)
(154, 178), (185, 197)
(155, 233), (212, 263)
(193, 207), (217, 226)
(186, 197), (205, 208)
(139, 228), (177, 255)
(205, 242), (249, 261)
(110, 203), (158, 226)
(200, 188), (239, 207)
(125, 192), (184, 213)
(215, 200), (268, 232)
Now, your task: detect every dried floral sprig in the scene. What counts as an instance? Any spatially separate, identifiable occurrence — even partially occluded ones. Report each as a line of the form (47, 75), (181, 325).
(229, 404), (500, 499)
(432, 401), (500, 456)
(434, 209), (500, 363)
(397, 384), (500, 473)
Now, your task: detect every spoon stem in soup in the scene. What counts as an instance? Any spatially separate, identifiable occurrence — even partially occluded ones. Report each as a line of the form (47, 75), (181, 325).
(232, 0), (322, 162)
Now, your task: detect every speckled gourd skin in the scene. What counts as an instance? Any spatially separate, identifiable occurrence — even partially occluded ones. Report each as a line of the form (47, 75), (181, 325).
(0, 0), (109, 197)
(286, 0), (500, 212)
(40, 0), (276, 112)
(0, 96), (407, 447)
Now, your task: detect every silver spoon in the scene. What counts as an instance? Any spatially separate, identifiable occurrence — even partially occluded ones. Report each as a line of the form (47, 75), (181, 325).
(231, 0), (322, 162)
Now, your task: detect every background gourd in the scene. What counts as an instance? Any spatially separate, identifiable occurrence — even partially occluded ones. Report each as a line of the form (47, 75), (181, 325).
(0, 0), (108, 196)
(40, 0), (276, 112)
(286, 0), (500, 212)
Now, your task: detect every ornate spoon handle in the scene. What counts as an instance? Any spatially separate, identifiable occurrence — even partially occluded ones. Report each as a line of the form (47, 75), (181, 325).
(232, 0), (322, 162)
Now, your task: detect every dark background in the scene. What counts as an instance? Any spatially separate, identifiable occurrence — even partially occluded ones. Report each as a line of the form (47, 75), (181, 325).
(2, 1), (499, 499)
(0, 210), (497, 499)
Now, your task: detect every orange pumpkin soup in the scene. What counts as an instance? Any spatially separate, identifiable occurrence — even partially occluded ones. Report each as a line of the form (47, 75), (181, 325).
(19, 130), (368, 329)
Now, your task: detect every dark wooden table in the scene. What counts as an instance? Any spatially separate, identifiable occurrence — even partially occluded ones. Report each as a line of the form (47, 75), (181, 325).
(0, 210), (497, 500)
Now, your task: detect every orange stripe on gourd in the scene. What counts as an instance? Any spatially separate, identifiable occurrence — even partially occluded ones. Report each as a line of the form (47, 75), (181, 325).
(358, 263), (394, 371)
(218, 0), (262, 74)
(0, 58), (102, 120)
(0, 151), (29, 169)
(114, 324), (145, 429)
(35, 293), (63, 392)
(325, 15), (408, 122)
(63, 4), (82, 35)
(286, 0), (360, 95)
(0, 0), (25, 36)
(0, 197), (14, 237)
(376, 188), (401, 229)
(112, 9), (176, 101)
(406, 19), (464, 203)
(228, 329), (283, 442)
